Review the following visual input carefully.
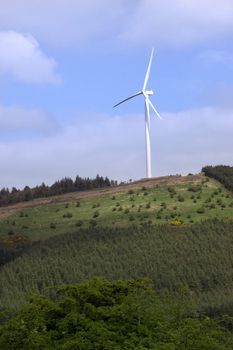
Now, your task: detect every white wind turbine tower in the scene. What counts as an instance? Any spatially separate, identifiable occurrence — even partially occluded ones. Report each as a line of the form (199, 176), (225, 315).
(113, 48), (162, 178)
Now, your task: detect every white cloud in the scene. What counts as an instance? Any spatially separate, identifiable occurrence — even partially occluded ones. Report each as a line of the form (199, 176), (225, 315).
(0, 1), (134, 49)
(199, 50), (233, 64)
(120, 0), (233, 48)
(0, 1), (233, 49)
(0, 104), (59, 134)
(0, 106), (233, 188)
(0, 31), (60, 83)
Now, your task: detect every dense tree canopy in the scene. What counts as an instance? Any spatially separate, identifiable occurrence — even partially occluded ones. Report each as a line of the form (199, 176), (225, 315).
(202, 165), (233, 192)
(1, 278), (233, 350)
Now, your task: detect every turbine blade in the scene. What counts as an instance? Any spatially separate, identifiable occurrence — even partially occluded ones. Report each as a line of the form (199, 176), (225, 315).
(113, 91), (142, 108)
(146, 95), (162, 120)
(143, 48), (154, 91)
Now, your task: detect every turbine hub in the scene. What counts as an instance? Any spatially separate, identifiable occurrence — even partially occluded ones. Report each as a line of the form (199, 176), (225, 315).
(145, 90), (153, 96)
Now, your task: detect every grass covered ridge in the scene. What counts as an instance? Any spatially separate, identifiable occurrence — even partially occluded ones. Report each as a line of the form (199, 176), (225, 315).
(0, 174), (232, 241)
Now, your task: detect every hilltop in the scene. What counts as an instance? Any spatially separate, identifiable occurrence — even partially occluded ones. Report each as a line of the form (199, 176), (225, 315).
(0, 173), (232, 242)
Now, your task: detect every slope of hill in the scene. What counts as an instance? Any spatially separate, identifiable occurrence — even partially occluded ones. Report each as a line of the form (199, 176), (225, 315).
(0, 174), (232, 242)
(1, 220), (233, 316)
(0, 172), (233, 316)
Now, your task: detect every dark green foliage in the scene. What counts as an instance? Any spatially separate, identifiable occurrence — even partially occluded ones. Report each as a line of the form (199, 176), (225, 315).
(1, 278), (233, 350)
(93, 210), (100, 218)
(89, 219), (97, 227)
(75, 220), (83, 227)
(0, 175), (116, 207)
(127, 189), (134, 195)
(188, 185), (202, 192)
(50, 223), (56, 229)
(75, 201), (80, 207)
(2, 220), (233, 317)
(0, 235), (31, 267)
(177, 195), (184, 202)
(202, 165), (233, 192)
(63, 212), (73, 218)
(129, 215), (134, 221)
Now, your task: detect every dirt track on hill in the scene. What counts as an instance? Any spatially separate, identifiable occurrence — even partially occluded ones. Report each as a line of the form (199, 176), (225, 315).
(0, 174), (205, 220)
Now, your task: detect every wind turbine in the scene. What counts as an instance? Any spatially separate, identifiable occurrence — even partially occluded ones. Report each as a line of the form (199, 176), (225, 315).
(113, 48), (161, 179)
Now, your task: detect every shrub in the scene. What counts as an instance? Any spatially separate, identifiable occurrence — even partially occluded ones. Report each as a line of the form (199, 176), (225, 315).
(146, 202), (151, 209)
(111, 195), (116, 200)
(75, 220), (83, 227)
(197, 208), (205, 214)
(50, 223), (56, 229)
(188, 185), (201, 192)
(63, 212), (73, 218)
(76, 201), (80, 207)
(124, 208), (130, 214)
(89, 219), (97, 227)
(170, 219), (183, 226)
(93, 211), (100, 218)
(7, 229), (14, 235)
(177, 195), (184, 202)
(129, 215), (134, 221)
(65, 203), (69, 208)
(128, 189), (134, 195)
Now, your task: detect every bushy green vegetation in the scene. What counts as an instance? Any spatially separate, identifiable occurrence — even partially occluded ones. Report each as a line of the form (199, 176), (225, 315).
(0, 176), (232, 241)
(202, 165), (233, 192)
(1, 220), (233, 316)
(1, 278), (233, 350)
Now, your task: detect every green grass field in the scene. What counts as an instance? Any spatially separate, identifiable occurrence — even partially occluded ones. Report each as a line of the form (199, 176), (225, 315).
(0, 175), (232, 241)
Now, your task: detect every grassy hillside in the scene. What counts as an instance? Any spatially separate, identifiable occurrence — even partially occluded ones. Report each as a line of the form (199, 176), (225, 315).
(0, 174), (232, 241)
(1, 173), (233, 315)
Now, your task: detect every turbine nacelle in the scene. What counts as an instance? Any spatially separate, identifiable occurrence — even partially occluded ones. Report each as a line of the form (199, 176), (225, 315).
(144, 90), (153, 96)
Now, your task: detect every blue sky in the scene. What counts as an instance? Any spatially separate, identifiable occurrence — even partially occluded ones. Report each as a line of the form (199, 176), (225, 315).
(0, 0), (233, 188)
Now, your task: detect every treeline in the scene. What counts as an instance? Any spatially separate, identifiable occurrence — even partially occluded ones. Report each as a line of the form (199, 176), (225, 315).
(1, 278), (233, 350)
(202, 165), (233, 192)
(0, 175), (117, 207)
(1, 219), (233, 317)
